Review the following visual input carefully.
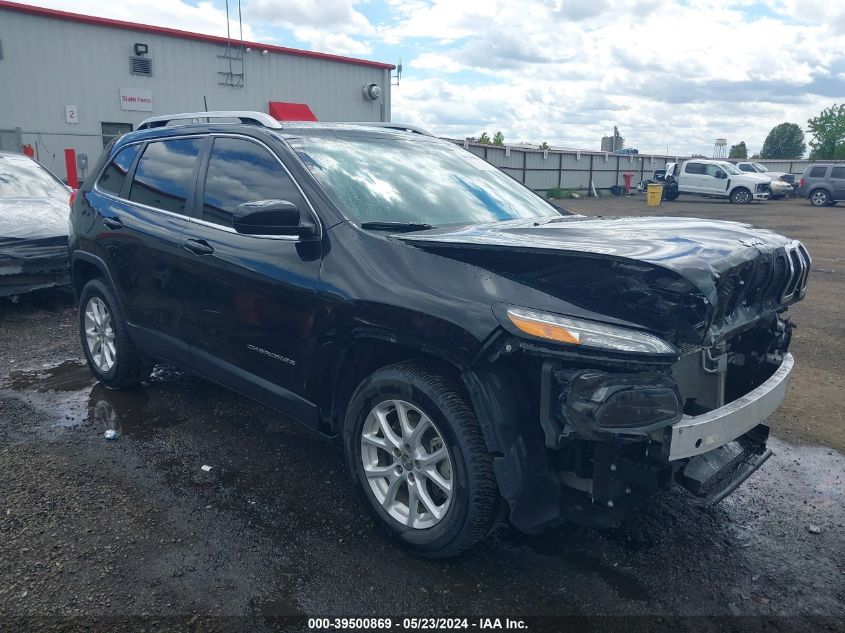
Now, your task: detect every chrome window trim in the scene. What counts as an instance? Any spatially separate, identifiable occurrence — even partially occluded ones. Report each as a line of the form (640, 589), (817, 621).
(91, 132), (322, 242)
(92, 134), (202, 221)
(193, 132), (323, 242)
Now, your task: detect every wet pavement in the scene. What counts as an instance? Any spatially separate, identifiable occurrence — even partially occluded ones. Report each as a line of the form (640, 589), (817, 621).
(1, 353), (843, 630)
(1, 197), (844, 631)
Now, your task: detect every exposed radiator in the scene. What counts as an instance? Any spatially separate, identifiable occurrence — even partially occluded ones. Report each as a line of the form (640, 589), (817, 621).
(671, 344), (726, 412)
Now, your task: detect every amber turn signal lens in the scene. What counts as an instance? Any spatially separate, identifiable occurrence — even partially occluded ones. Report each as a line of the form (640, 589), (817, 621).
(507, 313), (580, 344)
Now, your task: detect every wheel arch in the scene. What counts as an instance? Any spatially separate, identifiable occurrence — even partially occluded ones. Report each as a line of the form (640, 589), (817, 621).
(326, 333), (467, 435)
(808, 185), (833, 199)
(70, 252), (119, 302)
(729, 185), (752, 203)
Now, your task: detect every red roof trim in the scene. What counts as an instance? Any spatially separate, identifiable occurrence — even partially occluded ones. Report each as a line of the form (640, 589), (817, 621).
(0, 0), (395, 70)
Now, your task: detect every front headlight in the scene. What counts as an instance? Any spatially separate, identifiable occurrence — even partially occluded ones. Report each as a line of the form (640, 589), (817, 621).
(504, 306), (677, 355)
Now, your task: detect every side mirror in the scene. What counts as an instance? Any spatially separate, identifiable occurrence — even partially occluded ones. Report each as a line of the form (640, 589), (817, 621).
(233, 200), (312, 237)
(715, 171), (726, 179)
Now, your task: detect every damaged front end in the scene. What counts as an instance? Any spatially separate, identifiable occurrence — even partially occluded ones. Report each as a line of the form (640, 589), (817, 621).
(538, 316), (793, 527)
(468, 312), (797, 532)
(0, 197), (71, 299)
(0, 236), (70, 299)
(457, 236), (810, 532)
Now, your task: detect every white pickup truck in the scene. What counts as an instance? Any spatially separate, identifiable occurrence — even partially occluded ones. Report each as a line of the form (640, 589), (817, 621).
(663, 159), (772, 204)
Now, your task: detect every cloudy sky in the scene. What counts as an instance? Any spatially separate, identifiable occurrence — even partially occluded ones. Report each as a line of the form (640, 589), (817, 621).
(28, 0), (845, 155)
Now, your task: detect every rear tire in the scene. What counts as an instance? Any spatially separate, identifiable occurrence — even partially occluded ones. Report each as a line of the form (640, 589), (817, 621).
(78, 278), (151, 388)
(809, 189), (830, 207)
(730, 187), (752, 204)
(343, 361), (500, 558)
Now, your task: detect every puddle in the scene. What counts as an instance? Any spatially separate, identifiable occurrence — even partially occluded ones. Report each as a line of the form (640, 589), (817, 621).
(6, 360), (95, 393)
(1, 359), (191, 435)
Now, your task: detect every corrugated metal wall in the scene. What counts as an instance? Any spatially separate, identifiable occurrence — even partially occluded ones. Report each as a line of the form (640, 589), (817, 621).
(458, 142), (844, 195)
(463, 143), (682, 194)
(0, 7), (390, 179)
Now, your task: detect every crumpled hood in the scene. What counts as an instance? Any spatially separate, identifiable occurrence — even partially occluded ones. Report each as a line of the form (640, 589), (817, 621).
(399, 214), (793, 305)
(0, 197), (69, 240)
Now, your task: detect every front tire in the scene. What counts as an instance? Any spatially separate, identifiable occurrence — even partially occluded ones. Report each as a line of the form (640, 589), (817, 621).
(730, 187), (752, 204)
(809, 189), (830, 207)
(343, 361), (500, 558)
(78, 278), (151, 388)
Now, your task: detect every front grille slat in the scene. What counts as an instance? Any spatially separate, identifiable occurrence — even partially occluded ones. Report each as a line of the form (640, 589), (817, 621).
(712, 241), (808, 331)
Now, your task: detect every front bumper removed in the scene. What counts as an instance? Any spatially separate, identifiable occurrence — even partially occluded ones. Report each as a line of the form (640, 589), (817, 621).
(526, 352), (794, 528)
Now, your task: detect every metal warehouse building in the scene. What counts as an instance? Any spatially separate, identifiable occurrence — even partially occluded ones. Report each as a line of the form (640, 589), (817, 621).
(0, 0), (394, 181)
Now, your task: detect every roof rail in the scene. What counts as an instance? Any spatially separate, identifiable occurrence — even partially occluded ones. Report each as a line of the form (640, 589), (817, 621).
(137, 111), (282, 130)
(353, 122), (434, 137)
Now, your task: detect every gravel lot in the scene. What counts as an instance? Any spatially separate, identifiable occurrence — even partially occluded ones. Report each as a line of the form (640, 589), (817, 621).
(1, 195), (842, 632)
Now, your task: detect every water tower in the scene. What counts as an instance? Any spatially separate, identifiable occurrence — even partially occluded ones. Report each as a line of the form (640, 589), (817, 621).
(713, 138), (727, 158)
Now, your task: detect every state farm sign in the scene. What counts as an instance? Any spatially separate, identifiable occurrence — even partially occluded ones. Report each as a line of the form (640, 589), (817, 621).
(120, 88), (153, 112)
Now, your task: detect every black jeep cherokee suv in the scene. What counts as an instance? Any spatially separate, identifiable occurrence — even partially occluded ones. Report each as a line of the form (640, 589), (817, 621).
(69, 112), (810, 557)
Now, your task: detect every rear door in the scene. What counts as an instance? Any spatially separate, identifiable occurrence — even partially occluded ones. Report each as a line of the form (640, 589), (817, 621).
(830, 166), (845, 201)
(88, 136), (205, 364)
(180, 134), (323, 424)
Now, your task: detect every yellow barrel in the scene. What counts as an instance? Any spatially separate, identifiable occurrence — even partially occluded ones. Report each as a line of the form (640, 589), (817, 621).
(646, 183), (664, 207)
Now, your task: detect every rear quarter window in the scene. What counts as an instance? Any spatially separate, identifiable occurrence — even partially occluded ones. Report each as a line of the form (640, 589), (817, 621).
(97, 144), (140, 196)
(808, 166), (828, 178)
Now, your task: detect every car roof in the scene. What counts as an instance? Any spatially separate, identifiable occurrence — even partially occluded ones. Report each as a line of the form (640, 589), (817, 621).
(111, 118), (438, 156)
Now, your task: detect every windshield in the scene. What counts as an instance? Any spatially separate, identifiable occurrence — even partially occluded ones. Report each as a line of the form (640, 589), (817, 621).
(0, 155), (69, 200)
(718, 162), (742, 175)
(287, 133), (561, 226)
(752, 162), (769, 172)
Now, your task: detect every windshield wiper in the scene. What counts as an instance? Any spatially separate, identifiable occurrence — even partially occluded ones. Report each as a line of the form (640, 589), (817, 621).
(360, 221), (435, 232)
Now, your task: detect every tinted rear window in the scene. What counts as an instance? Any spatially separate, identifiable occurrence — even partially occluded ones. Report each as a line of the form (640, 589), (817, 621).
(129, 138), (203, 214)
(830, 167), (845, 180)
(808, 166), (828, 178)
(685, 162), (704, 174)
(97, 144), (140, 196)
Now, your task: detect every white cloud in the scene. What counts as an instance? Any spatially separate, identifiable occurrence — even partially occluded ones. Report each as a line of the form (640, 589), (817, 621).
(290, 27), (373, 55)
(244, 0), (374, 54)
(389, 0), (845, 154)
(18, 0), (845, 154)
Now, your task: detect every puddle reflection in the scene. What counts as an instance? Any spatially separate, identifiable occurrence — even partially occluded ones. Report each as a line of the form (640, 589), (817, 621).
(3, 360), (190, 435)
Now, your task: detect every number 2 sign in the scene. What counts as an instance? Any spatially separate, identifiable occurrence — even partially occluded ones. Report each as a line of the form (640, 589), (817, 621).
(65, 105), (79, 124)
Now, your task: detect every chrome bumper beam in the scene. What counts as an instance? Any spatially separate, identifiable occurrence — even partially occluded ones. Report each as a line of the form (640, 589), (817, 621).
(666, 353), (794, 460)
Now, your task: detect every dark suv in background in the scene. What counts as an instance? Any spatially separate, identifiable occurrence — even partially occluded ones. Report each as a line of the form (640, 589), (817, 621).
(797, 163), (845, 206)
(69, 112), (809, 557)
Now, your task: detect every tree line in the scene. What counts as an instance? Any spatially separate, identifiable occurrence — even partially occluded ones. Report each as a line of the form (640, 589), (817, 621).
(728, 103), (845, 161)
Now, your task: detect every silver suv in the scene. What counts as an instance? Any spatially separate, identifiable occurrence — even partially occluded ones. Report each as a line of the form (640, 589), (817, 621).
(797, 163), (845, 206)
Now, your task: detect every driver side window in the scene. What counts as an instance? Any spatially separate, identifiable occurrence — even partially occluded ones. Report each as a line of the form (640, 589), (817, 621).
(704, 164), (724, 178)
(201, 137), (305, 229)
